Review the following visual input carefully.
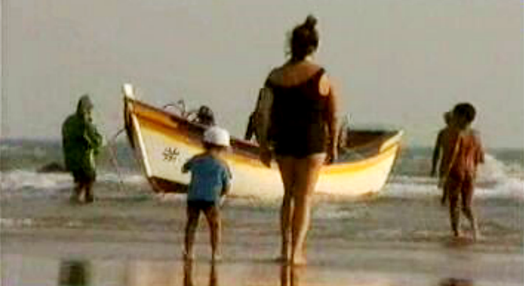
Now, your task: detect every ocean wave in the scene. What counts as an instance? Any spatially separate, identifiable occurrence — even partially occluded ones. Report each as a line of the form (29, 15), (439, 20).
(385, 153), (524, 200)
(394, 150), (523, 177)
(98, 172), (148, 184)
(1, 148), (522, 202)
(0, 170), (147, 199)
(383, 177), (524, 201)
(2, 168), (522, 202)
(0, 144), (21, 153)
(0, 143), (48, 158)
(0, 170), (71, 191)
(478, 154), (515, 181)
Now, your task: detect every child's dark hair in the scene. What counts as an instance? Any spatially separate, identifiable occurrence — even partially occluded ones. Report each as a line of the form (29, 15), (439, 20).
(453, 103), (476, 123)
(288, 15), (319, 61)
(197, 106), (215, 126)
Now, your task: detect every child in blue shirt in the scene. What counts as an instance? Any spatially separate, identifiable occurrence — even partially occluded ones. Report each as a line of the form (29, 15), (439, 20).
(182, 126), (232, 261)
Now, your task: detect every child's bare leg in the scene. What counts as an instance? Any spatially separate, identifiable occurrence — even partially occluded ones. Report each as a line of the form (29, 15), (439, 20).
(448, 183), (461, 238)
(184, 206), (200, 260)
(441, 182), (448, 206)
(461, 180), (478, 240)
(209, 258), (218, 286)
(204, 206), (221, 261)
(462, 208), (478, 240)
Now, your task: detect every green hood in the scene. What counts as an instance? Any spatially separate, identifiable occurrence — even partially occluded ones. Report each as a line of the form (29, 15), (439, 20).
(76, 94), (94, 121)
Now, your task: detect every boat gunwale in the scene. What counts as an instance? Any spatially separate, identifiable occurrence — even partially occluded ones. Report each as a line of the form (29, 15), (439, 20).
(124, 97), (404, 169)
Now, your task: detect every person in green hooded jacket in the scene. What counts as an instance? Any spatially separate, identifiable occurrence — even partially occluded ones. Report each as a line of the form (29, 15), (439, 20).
(62, 94), (103, 203)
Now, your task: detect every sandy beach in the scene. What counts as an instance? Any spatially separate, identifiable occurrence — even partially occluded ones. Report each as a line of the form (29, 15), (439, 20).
(2, 182), (523, 286)
(3, 0), (524, 284)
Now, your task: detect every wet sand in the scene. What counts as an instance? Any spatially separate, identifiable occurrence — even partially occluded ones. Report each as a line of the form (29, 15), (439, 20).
(3, 229), (523, 285)
(1, 187), (523, 285)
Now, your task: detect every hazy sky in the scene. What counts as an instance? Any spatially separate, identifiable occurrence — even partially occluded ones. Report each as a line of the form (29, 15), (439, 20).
(1, 0), (523, 148)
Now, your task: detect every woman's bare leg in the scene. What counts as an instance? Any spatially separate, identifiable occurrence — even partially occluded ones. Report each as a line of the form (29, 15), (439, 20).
(290, 153), (325, 265)
(183, 258), (194, 286)
(277, 156), (296, 261)
(280, 263), (291, 286)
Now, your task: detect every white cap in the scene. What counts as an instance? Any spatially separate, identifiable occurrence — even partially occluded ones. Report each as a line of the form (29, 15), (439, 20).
(203, 126), (230, 147)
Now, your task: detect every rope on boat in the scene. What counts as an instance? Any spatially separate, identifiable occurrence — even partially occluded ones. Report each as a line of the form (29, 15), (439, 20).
(105, 128), (126, 193)
(163, 100), (188, 116)
(93, 107), (127, 193)
(162, 100), (201, 121)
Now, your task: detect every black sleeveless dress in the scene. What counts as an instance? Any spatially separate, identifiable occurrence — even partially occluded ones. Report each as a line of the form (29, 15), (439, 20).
(267, 68), (329, 158)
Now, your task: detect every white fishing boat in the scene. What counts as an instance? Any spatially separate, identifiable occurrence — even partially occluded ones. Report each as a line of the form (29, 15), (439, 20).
(123, 84), (403, 199)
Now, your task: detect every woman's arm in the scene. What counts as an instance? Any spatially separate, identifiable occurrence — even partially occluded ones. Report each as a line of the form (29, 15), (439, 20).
(320, 74), (339, 163)
(258, 71), (276, 167)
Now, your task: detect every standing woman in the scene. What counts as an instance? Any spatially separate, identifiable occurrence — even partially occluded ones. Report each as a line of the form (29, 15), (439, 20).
(260, 15), (339, 265)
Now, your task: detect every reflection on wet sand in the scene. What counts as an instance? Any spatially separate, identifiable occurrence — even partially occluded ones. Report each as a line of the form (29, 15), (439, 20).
(280, 263), (302, 286)
(184, 259), (218, 286)
(59, 260), (90, 286)
(440, 277), (474, 286)
(2, 254), (495, 286)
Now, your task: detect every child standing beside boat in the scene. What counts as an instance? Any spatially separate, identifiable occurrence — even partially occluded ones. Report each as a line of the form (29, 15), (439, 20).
(182, 126), (232, 261)
(438, 103), (484, 240)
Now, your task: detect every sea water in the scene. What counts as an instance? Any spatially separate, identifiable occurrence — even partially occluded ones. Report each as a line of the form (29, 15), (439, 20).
(1, 139), (523, 235)
(1, 140), (523, 285)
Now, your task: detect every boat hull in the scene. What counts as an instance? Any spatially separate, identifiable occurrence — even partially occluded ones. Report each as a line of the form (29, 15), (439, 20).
(124, 95), (403, 199)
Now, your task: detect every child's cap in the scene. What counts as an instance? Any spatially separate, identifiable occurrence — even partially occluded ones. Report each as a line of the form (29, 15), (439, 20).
(203, 126), (230, 147)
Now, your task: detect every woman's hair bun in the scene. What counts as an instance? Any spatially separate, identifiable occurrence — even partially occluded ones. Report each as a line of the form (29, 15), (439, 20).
(303, 15), (317, 30)
(288, 14), (319, 60)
